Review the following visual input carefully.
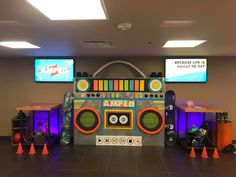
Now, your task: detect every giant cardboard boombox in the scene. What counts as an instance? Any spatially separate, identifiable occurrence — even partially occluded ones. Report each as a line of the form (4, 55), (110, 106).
(73, 61), (165, 146)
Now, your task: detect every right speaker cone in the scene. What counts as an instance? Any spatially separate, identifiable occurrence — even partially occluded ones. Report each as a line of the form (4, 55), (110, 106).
(137, 108), (164, 134)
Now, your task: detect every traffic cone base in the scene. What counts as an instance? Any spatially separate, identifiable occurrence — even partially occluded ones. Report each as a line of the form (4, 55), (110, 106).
(16, 142), (24, 155)
(189, 147), (196, 158)
(213, 148), (220, 159)
(41, 143), (49, 155)
(29, 143), (36, 155)
(201, 146), (208, 159)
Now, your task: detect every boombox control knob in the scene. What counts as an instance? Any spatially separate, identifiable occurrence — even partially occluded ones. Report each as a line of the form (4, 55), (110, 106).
(144, 94), (148, 98)
(109, 115), (118, 124)
(91, 93), (95, 97)
(119, 115), (128, 124)
(150, 94), (153, 98)
(159, 94), (163, 98)
(96, 93), (100, 97)
(155, 94), (158, 98)
(86, 93), (90, 97)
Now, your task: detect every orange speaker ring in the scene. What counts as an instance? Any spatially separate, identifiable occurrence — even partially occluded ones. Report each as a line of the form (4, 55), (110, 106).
(74, 107), (101, 134)
(137, 108), (165, 135)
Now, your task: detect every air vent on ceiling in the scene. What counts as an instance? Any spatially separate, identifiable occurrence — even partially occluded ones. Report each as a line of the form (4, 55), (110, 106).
(80, 41), (114, 48)
(161, 20), (194, 27)
(0, 20), (21, 25)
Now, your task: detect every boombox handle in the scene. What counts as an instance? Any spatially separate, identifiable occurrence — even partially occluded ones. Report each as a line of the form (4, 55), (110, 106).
(92, 60), (146, 78)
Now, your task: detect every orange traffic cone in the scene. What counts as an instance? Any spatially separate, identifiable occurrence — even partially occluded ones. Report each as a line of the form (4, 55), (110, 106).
(16, 142), (24, 155)
(28, 143), (36, 155)
(201, 146), (208, 159)
(212, 148), (220, 159)
(189, 147), (196, 158)
(41, 143), (49, 155)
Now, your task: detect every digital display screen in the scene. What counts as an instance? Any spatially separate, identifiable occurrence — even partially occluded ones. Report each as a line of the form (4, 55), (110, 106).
(165, 58), (207, 83)
(34, 59), (74, 82)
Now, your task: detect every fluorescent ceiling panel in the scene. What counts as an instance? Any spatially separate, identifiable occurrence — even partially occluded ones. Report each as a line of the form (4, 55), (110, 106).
(26, 0), (108, 20)
(0, 41), (40, 48)
(163, 40), (206, 48)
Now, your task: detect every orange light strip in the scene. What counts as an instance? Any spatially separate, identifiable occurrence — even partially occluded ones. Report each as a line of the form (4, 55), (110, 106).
(134, 80), (139, 91)
(93, 80), (98, 91)
(114, 80), (119, 91)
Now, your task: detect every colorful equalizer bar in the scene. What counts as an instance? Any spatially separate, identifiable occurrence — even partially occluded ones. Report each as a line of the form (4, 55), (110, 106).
(92, 79), (146, 92)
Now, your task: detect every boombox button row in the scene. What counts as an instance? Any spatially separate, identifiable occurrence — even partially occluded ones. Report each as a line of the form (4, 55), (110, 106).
(143, 93), (163, 98)
(86, 93), (101, 98)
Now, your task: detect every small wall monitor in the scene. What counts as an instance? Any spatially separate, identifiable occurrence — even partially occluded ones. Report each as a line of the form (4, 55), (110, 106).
(34, 58), (74, 83)
(165, 58), (207, 83)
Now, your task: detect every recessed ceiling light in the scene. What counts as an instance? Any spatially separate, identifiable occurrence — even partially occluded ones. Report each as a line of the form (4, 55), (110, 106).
(163, 40), (206, 48)
(0, 41), (40, 48)
(26, 0), (108, 20)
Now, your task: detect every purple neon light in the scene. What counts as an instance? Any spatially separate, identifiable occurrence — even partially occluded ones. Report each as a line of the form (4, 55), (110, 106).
(177, 111), (204, 136)
(50, 109), (59, 135)
(34, 109), (59, 135)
